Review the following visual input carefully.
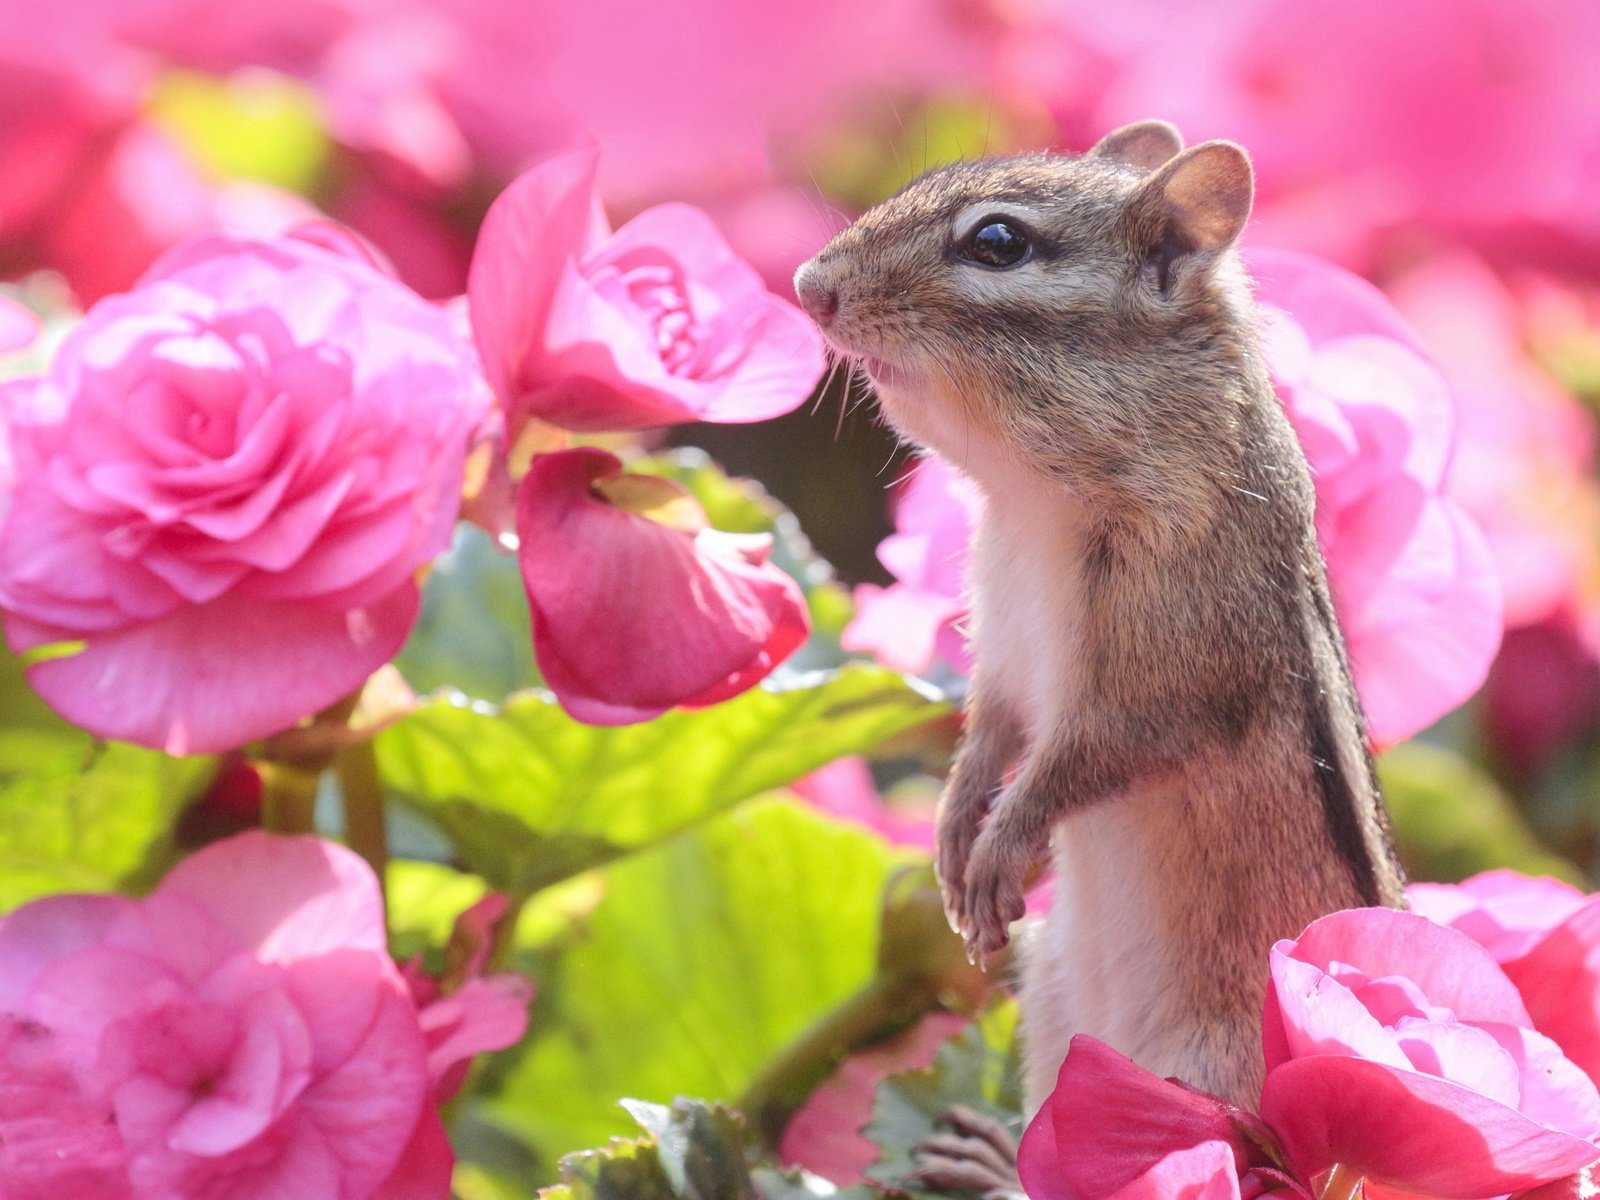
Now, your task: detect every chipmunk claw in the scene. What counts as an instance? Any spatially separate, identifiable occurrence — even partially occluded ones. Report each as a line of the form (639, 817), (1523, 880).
(909, 1106), (1024, 1199)
(960, 841), (1028, 966)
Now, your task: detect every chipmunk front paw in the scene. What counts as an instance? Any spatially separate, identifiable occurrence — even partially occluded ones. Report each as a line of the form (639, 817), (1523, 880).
(958, 826), (1032, 965)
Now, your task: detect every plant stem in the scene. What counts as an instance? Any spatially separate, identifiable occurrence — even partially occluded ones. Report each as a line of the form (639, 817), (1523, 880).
(739, 973), (935, 1149)
(336, 738), (389, 898)
(259, 761), (320, 834)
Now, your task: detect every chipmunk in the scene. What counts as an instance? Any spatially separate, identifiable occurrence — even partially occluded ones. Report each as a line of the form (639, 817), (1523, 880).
(794, 120), (1407, 1191)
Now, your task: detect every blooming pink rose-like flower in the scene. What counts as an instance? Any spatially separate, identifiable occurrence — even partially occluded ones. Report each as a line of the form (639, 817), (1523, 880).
(1259, 907), (1600, 1197)
(515, 446), (809, 724)
(1412, 871), (1600, 1087)
(1017, 1035), (1309, 1200)
(0, 231), (489, 754)
(842, 456), (978, 678)
(1252, 247), (1502, 744)
(468, 145), (825, 433)
(0, 831), (492, 1199)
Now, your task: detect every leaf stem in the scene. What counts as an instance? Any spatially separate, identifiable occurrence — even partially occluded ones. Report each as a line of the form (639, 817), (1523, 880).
(336, 738), (389, 899)
(739, 973), (936, 1150)
(259, 761), (320, 835)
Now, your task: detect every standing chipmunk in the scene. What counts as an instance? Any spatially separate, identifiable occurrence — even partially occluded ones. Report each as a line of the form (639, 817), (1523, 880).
(794, 120), (1407, 1186)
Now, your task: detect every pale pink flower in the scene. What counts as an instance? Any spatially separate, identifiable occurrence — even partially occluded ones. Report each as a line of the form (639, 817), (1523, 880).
(0, 230), (489, 753)
(1412, 871), (1600, 1088)
(842, 457), (978, 679)
(0, 298), (40, 354)
(1253, 247), (1502, 744)
(1017, 1035), (1308, 1200)
(515, 447), (809, 724)
(1260, 908), (1600, 1196)
(468, 145), (825, 433)
(0, 832), (468, 1198)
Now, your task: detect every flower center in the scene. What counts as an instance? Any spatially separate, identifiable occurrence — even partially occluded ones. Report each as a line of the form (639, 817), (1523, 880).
(622, 262), (698, 375)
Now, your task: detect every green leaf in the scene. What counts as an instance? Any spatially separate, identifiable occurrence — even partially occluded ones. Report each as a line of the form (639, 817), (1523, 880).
(536, 1097), (864, 1200)
(0, 648), (216, 910)
(1380, 742), (1583, 884)
(375, 666), (944, 893)
(395, 524), (542, 703)
(863, 1002), (1024, 1196)
(486, 800), (908, 1166)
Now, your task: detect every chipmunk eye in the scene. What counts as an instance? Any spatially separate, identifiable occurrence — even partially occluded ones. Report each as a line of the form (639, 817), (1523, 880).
(961, 219), (1031, 269)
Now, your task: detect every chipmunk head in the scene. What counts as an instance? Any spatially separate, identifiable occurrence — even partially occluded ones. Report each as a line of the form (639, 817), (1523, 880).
(794, 120), (1260, 494)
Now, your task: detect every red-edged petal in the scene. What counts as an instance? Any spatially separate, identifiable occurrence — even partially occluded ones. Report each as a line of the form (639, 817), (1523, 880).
(1260, 1055), (1600, 1197)
(1019, 1036), (1257, 1200)
(515, 447), (808, 724)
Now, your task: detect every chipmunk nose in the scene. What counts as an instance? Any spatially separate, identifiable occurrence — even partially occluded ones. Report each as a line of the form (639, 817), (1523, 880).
(793, 264), (839, 326)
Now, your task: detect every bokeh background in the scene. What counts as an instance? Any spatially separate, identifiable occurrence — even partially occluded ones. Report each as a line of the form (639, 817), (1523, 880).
(9, 0), (1600, 1186)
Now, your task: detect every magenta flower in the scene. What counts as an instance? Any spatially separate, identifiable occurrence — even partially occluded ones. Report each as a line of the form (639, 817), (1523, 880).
(0, 831), (534, 1199)
(1413, 871), (1600, 1087)
(515, 447), (809, 724)
(841, 457), (978, 678)
(1017, 1035), (1308, 1200)
(0, 230), (489, 754)
(468, 145), (825, 433)
(1253, 247), (1502, 744)
(1259, 908), (1600, 1197)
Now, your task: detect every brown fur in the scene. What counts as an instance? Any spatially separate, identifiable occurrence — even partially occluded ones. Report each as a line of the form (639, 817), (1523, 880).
(797, 121), (1406, 1113)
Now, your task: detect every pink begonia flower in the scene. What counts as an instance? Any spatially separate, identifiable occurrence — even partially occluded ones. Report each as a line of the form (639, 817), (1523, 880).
(1251, 248), (1502, 744)
(515, 446), (809, 724)
(0, 231), (489, 754)
(791, 757), (935, 852)
(1412, 871), (1600, 1087)
(468, 145), (825, 433)
(0, 831), (527, 1199)
(400, 892), (535, 1103)
(779, 1011), (967, 1185)
(842, 457), (978, 679)
(1017, 1035), (1309, 1200)
(1259, 908), (1600, 1197)
(1386, 252), (1600, 633)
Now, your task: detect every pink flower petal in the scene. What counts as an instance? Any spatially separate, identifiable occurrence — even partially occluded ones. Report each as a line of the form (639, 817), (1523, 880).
(1260, 1055), (1600, 1196)
(1410, 871), (1589, 967)
(0, 296), (40, 354)
(516, 447), (808, 724)
(17, 586), (418, 754)
(1019, 1036), (1259, 1200)
(153, 832), (387, 962)
(372, 1105), (456, 1200)
(0, 894), (133, 1013)
(467, 145), (608, 419)
(1505, 900), (1600, 1086)
(1277, 910), (1533, 1040)
(1112, 1142), (1245, 1200)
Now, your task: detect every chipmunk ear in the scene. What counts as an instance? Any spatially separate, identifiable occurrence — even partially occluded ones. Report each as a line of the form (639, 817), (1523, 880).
(1086, 119), (1184, 171)
(1124, 140), (1253, 293)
